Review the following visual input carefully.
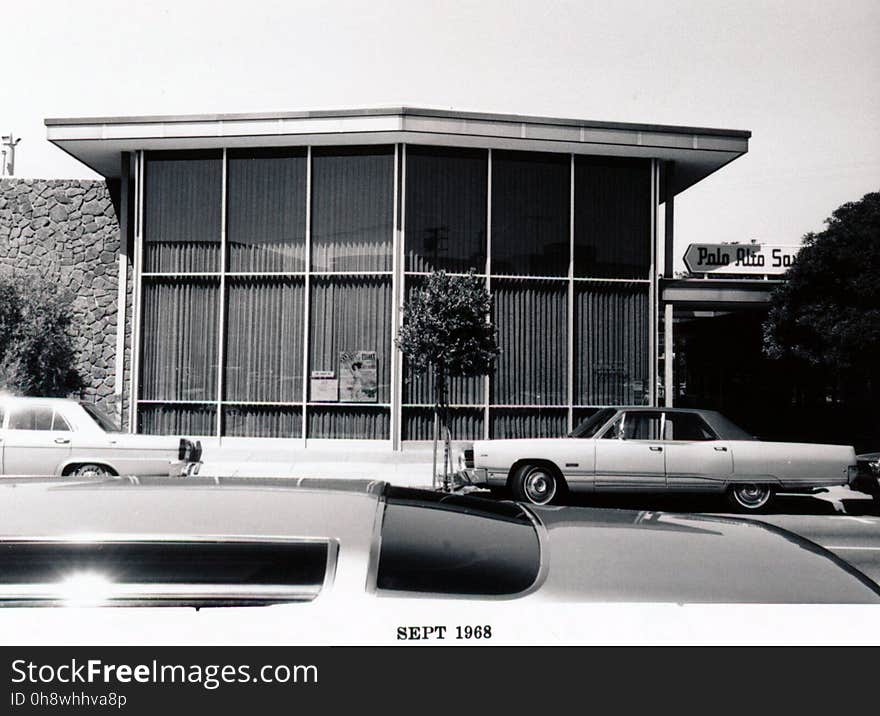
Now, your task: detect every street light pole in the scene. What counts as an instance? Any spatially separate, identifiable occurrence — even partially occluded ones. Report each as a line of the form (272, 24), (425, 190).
(1, 134), (21, 176)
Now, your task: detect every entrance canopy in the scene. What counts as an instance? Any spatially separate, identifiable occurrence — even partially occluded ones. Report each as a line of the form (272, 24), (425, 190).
(661, 278), (780, 311)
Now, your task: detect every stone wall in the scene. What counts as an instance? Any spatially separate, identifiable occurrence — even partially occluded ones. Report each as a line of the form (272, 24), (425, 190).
(0, 178), (130, 426)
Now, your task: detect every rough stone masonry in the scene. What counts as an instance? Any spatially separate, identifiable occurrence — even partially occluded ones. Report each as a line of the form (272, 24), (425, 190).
(0, 178), (131, 427)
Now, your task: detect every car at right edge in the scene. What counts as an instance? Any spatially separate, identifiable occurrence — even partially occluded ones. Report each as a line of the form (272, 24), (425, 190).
(460, 407), (860, 512)
(854, 451), (880, 502)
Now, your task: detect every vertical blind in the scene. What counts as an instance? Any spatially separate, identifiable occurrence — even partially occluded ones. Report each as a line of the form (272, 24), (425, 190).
(138, 404), (216, 436)
(140, 279), (219, 401)
(575, 283), (649, 405)
(309, 277), (392, 403)
(308, 407), (390, 440)
(223, 406), (302, 438)
(226, 149), (307, 272)
(224, 278), (304, 402)
(490, 150), (570, 277)
(143, 151), (222, 273)
(574, 157), (651, 279)
(405, 146), (487, 273)
(491, 409), (568, 439)
(311, 147), (393, 271)
(493, 279), (567, 405)
(402, 407), (484, 441)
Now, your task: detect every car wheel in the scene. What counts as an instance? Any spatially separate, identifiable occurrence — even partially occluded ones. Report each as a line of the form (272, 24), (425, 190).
(68, 463), (113, 477)
(727, 483), (773, 512)
(512, 463), (562, 506)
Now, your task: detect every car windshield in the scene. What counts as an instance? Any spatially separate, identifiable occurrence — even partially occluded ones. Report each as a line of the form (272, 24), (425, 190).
(80, 402), (121, 433)
(569, 408), (617, 438)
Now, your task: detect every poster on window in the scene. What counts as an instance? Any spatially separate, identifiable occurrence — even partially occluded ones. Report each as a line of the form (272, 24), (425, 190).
(310, 370), (339, 402)
(338, 351), (378, 402)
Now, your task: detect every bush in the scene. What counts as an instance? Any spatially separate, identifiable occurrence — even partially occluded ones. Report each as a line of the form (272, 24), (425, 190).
(0, 273), (83, 396)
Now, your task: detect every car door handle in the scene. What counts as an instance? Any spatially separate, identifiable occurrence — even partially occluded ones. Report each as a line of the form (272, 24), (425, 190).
(54, 438), (70, 445)
(649, 446), (663, 452)
(714, 446), (728, 451)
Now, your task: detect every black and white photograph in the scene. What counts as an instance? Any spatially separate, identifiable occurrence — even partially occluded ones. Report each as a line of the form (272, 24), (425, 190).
(0, 0), (879, 668)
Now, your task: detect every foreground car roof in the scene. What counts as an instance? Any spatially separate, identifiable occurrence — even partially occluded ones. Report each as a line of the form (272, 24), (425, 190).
(531, 506), (880, 603)
(1, 476), (877, 604)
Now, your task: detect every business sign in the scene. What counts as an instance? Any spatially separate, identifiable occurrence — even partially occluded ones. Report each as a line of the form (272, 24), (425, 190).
(683, 243), (800, 276)
(338, 351), (378, 403)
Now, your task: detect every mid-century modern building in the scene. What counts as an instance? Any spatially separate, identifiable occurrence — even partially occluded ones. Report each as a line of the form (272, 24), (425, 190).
(42, 107), (751, 447)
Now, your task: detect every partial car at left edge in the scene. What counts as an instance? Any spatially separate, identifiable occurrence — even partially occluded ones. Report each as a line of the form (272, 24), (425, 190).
(0, 396), (202, 477)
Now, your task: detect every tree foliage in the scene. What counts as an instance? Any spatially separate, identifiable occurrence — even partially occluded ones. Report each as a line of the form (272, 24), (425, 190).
(397, 270), (500, 488)
(397, 270), (499, 379)
(763, 192), (880, 381)
(0, 272), (83, 397)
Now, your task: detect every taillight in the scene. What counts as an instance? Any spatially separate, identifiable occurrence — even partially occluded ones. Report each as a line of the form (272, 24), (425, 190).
(464, 448), (474, 469)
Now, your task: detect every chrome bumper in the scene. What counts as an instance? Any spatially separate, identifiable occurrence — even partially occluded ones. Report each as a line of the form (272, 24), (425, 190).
(173, 461), (202, 477)
(459, 467), (489, 485)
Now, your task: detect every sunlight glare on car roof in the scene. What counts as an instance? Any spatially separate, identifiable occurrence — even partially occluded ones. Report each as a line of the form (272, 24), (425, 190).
(58, 571), (116, 607)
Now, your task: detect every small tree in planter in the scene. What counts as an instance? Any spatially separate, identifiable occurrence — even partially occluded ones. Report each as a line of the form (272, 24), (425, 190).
(397, 270), (499, 490)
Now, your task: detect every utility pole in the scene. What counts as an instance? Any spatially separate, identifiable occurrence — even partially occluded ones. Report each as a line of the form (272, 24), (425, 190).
(1, 134), (21, 176)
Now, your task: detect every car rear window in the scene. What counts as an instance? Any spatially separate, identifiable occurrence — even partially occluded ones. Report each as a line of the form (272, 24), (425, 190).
(376, 487), (541, 597)
(0, 540), (330, 606)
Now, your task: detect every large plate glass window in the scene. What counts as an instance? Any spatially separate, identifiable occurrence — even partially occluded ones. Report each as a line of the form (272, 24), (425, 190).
(490, 150), (569, 277)
(405, 146), (487, 273)
(224, 277), (304, 402)
(310, 146), (394, 272)
(138, 277), (219, 435)
(226, 148), (307, 272)
(143, 151), (222, 273)
(492, 278), (567, 406)
(574, 157), (651, 279)
(574, 282), (649, 406)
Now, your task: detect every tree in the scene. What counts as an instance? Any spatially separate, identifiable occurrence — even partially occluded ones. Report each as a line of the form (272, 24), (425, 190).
(763, 191), (880, 401)
(397, 270), (500, 490)
(0, 272), (83, 397)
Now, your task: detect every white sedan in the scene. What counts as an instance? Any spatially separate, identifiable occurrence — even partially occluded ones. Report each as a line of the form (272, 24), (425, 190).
(0, 396), (201, 477)
(461, 407), (859, 511)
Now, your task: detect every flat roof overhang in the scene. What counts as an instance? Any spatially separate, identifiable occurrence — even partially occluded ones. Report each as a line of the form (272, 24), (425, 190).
(661, 278), (780, 311)
(45, 106), (749, 193)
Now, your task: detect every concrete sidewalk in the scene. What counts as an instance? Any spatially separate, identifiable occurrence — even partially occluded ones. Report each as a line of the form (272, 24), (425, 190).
(196, 441), (441, 488)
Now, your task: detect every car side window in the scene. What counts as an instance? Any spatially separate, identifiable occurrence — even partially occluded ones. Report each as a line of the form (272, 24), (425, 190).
(51, 411), (71, 432)
(601, 415), (623, 439)
(0, 404), (5, 428)
(8, 406), (55, 431)
(603, 412), (663, 440)
(664, 412), (717, 441)
(622, 412), (663, 440)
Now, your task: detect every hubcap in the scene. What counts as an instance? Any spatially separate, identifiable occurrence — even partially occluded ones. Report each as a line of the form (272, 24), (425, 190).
(733, 484), (770, 509)
(524, 469), (556, 505)
(74, 465), (107, 477)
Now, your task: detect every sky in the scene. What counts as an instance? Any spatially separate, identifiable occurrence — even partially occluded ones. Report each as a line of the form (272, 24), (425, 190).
(2, 0), (878, 268)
